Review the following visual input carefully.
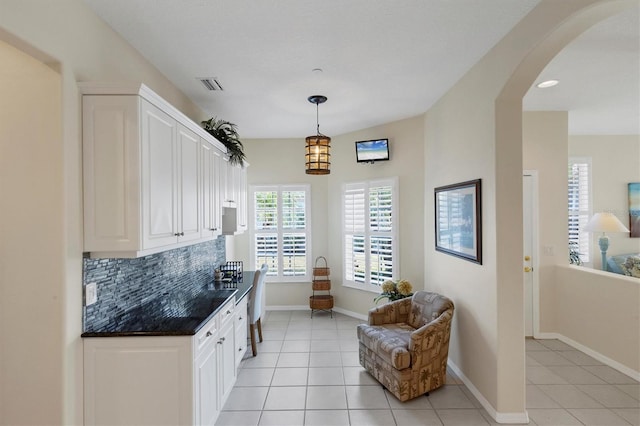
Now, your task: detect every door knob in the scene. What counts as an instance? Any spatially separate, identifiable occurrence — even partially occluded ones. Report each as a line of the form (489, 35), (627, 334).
(524, 256), (531, 261)
(524, 267), (532, 272)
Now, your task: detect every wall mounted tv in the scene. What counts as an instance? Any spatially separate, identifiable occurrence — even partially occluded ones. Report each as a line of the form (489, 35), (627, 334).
(355, 138), (390, 163)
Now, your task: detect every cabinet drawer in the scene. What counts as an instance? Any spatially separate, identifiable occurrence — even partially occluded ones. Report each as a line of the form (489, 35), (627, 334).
(219, 298), (235, 328)
(235, 297), (248, 327)
(195, 316), (218, 356)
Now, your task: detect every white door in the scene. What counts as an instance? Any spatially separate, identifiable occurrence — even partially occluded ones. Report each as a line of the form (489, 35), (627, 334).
(523, 172), (536, 337)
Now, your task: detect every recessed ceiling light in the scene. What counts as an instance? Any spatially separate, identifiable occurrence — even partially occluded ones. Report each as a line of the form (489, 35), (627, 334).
(536, 79), (559, 88)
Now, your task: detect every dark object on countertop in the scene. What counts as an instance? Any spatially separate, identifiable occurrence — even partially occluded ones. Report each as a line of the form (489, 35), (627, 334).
(220, 261), (243, 281)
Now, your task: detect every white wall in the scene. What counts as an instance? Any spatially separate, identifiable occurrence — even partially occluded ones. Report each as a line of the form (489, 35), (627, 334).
(233, 138), (330, 308)
(0, 1), (208, 424)
(569, 135), (640, 268)
(423, 0), (632, 419)
(0, 39), (64, 426)
(556, 265), (640, 375)
(235, 116), (425, 314)
(523, 112), (569, 333)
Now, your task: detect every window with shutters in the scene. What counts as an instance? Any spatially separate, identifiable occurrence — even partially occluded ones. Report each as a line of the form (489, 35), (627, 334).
(343, 178), (398, 292)
(568, 158), (591, 263)
(250, 185), (311, 282)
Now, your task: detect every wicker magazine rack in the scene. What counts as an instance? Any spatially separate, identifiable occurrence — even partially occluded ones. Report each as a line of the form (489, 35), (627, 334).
(309, 256), (333, 317)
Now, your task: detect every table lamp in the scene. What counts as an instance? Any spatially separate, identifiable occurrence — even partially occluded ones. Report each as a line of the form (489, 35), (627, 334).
(583, 212), (630, 270)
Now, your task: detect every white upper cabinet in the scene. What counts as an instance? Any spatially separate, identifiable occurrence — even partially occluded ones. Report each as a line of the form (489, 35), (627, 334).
(81, 83), (244, 258)
(201, 140), (224, 238)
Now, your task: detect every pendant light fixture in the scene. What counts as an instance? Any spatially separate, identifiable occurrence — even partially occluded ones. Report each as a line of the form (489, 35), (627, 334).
(305, 95), (330, 175)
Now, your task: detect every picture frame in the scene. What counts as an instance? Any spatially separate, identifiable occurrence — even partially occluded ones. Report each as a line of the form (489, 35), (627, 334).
(435, 179), (482, 264)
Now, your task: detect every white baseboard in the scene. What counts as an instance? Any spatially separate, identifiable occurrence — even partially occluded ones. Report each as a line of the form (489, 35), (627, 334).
(447, 360), (529, 424)
(556, 335), (640, 381)
(533, 331), (639, 381)
(266, 305), (308, 311)
(333, 306), (367, 321)
(266, 305), (368, 321)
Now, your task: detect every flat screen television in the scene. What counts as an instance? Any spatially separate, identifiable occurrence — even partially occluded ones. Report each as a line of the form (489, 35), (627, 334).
(355, 138), (390, 163)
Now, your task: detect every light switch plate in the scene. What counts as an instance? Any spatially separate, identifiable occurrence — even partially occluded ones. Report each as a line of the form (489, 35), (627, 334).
(86, 282), (97, 306)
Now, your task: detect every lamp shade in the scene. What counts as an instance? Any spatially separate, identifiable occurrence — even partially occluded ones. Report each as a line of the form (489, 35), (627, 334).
(305, 134), (331, 175)
(583, 212), (630, 233)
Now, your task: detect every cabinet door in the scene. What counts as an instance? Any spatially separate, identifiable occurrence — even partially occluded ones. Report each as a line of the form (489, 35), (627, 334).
(141, 100), (178, 249)
(201, 141), (214, 239)
(221, 157), (233, 205)
(237, 165), (248, 231)
(218, 320), (236, 406)
(177, 125), (201, 242)
(212, 149), (223, 234)
(82, 95), (141, 252)
(202, 143), (223, 238)
(195, 341), (219, 426)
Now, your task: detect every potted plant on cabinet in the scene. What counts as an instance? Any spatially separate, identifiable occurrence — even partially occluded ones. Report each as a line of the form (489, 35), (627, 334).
(201, 117), (246, 166)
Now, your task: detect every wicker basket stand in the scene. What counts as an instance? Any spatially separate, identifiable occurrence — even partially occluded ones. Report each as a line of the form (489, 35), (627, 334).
(309, 256), (333, 317)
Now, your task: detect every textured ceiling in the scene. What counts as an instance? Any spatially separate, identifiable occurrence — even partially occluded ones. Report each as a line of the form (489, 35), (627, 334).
(84, 0), (638, 138)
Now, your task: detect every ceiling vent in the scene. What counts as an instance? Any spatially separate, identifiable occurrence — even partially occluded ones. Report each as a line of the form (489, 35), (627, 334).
(198, 77), (224, 91)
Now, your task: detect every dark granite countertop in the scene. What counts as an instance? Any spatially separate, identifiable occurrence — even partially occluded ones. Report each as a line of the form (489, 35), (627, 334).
(82, 271), (254, 337)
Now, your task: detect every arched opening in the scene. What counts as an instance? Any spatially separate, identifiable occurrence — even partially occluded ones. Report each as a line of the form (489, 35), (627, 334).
(495, 0), (638, 422)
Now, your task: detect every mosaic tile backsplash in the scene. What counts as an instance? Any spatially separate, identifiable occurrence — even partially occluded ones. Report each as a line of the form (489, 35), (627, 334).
(83, 237), (226, 332)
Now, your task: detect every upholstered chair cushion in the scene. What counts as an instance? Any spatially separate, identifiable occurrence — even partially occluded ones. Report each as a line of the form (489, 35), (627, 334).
(407, 291), (454, 329)
(357, 322), (413, 370)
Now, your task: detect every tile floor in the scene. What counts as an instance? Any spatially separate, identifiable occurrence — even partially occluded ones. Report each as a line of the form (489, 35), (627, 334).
(217, 310), (640, 425)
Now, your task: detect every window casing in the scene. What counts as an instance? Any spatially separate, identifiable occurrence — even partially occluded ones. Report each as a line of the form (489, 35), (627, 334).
(568, 158), (591, 263)
(250, 185), (311, 282)
(343, 178), (398, 292)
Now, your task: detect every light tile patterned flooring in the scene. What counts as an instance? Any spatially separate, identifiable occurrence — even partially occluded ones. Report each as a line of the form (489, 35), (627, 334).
(217, 310), (640, 425)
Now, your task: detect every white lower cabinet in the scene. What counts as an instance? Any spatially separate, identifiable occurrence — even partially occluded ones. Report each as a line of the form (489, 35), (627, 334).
(84, 299), (237, 426)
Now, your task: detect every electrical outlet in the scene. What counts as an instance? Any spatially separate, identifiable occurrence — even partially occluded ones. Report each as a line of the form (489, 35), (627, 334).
(86, 282), (97, 306)
(543, 246), (555, 256)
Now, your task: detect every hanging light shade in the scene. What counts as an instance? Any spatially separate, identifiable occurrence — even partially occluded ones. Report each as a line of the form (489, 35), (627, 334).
(305, 95), (330, 175)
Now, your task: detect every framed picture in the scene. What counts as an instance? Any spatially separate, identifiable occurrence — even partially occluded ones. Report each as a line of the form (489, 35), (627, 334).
(629, 182), (640, 238)
(435, 179), (482, 264)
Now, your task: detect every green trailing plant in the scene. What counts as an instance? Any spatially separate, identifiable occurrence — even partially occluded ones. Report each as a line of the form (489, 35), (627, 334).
(569, 241), (583, 265)
(201, 117), (246, 166)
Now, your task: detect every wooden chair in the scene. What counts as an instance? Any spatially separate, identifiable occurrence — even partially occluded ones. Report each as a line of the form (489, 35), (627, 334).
(248, 264), (268, 356)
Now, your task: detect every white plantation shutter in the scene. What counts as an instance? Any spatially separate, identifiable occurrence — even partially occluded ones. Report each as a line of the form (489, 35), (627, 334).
(344, 184), (366, 282)
(255, 191), (277, 230)
(568, 158), (591, 263)
(251, 185), (311, 281)
(343, 178), (398, 291)
(344, 184), (365, 233)
(255, 234), (278, 274)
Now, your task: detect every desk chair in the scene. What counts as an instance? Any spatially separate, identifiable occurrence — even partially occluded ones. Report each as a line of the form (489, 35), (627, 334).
(248, 264), (268, 356)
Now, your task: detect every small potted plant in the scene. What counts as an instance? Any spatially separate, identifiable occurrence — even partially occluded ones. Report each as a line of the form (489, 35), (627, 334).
(201, 117), (246, 166)
(374, 279), (413, 304)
